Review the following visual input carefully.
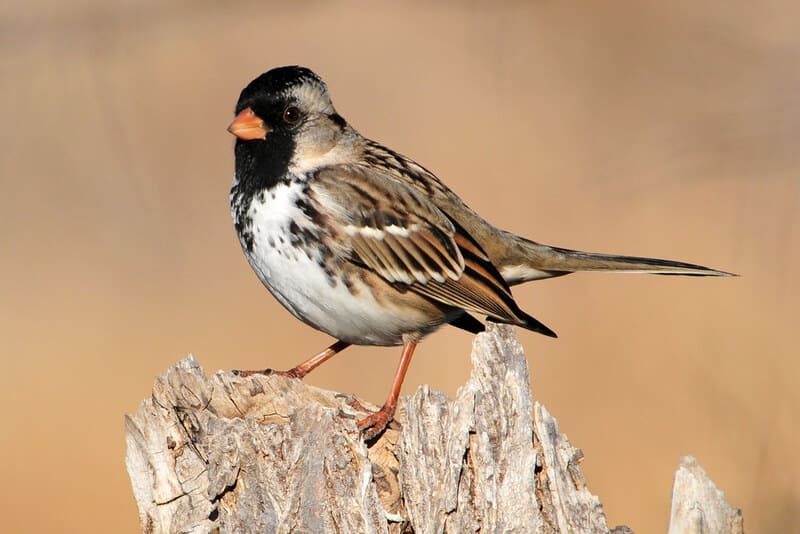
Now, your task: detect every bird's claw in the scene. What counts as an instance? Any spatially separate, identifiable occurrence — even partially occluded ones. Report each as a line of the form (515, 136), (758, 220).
(357, 408), (396, 441)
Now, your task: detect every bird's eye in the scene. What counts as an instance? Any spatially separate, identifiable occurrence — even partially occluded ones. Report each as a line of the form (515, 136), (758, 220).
(283, 105), (301, 124)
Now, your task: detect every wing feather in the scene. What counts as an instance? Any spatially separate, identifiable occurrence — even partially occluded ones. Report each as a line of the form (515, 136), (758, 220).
(310, 165), (535, 327)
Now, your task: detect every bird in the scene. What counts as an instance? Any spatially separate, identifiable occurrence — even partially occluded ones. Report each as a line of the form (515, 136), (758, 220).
(227, 65), (732, 439)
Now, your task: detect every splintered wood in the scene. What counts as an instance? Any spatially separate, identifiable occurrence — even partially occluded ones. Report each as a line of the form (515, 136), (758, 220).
(126, 324), (741, 533)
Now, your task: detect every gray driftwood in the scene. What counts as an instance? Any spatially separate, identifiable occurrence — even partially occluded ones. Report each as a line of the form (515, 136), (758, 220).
(126, 324), (741, 533)
(668, 456), (743, 534)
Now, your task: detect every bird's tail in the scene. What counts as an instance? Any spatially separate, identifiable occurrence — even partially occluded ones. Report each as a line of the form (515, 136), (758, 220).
(498, 233), (735, 285)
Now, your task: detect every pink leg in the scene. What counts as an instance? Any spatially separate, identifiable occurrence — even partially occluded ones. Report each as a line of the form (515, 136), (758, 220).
(235, 340), (351, 379)
(357, 341), (417, 440)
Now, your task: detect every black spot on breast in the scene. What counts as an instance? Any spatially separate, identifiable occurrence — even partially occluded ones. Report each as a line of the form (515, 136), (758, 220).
(343, 274), (357, 294)
(233, 207), (255, 253)
(288, 220), (301, 241)
(322, 263), (338, 287)
(241, 231), (254, 252)
(288, 220), (321, 249)
(295, 195), (324, 225)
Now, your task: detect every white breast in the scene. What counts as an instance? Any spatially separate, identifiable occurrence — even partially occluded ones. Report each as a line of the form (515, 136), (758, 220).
(239, 181), (417, 346)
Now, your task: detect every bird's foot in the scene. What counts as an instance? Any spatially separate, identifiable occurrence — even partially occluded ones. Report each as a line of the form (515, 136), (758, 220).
(356, 405), (398, 441)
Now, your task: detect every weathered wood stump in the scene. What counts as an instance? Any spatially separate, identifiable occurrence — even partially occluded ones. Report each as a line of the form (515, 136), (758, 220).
(125, 324), (742, 533)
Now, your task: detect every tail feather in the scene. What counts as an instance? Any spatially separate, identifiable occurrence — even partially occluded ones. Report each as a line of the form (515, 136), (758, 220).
(499, 236), (735, 285)
(488, 312), (558, 338)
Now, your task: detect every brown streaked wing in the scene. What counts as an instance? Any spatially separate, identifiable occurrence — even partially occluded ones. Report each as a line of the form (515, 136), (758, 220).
(310, 166), (532, 326)
(410, 228), (529, 324)
(312, 165), (464, 286)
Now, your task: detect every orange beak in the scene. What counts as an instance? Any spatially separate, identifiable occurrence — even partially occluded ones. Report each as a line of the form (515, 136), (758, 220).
(227, 107), (268, 140)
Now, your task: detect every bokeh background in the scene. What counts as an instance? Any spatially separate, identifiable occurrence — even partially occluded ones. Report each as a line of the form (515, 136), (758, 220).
(1, 1), (797, 532)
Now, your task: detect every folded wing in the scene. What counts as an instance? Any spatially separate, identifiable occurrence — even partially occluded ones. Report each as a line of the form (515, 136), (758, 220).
(311, 166), (556, 337)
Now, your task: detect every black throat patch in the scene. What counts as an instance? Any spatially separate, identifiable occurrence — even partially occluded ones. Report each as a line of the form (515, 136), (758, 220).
(230, 132), (296, 252)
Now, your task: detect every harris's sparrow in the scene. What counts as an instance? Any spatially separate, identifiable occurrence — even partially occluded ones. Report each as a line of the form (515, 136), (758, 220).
(228, 66), (731, 439)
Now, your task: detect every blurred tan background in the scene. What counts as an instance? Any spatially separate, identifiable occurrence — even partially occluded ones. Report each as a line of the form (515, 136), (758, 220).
(1, 1), (797, 532)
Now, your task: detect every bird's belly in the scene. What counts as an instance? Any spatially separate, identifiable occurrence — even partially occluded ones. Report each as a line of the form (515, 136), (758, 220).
(240, 187), (443, 345)
(244, 248), (407, 345)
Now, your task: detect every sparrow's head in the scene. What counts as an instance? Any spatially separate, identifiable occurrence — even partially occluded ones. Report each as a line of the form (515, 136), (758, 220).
(229, 66), (349, 185)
